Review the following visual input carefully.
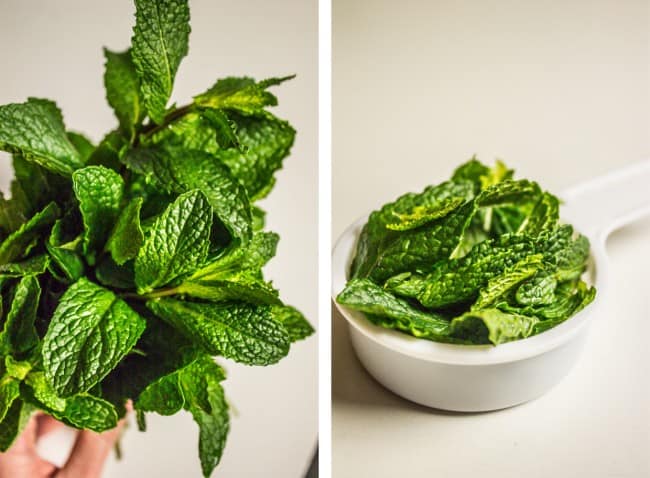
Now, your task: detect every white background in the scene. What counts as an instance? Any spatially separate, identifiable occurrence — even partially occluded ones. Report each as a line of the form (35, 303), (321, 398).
(333, 0), (649, 477)
(0, 1), (318, 477)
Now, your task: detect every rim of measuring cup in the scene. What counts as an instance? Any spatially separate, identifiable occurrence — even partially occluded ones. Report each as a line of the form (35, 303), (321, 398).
(332, 214), (608, 366)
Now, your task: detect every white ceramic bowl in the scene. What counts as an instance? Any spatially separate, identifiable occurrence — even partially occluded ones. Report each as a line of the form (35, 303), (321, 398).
(332, 160), (650, 411)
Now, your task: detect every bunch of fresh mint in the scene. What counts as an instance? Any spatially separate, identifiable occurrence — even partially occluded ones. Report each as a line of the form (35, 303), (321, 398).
(0, 0), (313, 475)
(338, 159), (595, 345)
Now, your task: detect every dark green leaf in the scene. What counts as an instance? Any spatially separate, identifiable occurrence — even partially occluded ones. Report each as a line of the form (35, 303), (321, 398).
(42, 278), (146, 396)
(106, 197), (144, 265)
(104, 48), (145, 138)
(0, 275), (40, 356)
(131, 0), (190, 123)
(0, 202), (59, 265)
(72, 166), (124, 259)
(0, 98), (83, 176)
(147, 299), (290, 365)
(135, 190), (212, 293)
(125, 147), (252, 244)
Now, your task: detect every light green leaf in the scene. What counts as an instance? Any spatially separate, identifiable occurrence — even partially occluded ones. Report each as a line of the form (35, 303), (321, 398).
(194, 75), (294, 114)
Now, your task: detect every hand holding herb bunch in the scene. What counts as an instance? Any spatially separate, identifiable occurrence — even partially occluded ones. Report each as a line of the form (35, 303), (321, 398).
(0, 0), (313, 476)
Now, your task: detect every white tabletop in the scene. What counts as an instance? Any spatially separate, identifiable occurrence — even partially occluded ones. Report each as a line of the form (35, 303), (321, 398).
(0, 1), (317, 476)
(333, 0), (649, 476)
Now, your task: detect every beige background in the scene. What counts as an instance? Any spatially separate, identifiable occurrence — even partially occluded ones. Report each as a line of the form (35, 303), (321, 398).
(333, 0), (649, 477)
(0, 1), (317, 477)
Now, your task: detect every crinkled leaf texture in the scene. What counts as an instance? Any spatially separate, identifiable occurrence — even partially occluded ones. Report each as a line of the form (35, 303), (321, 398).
(147, 299), (290, 366)
(131, 0), (190, 123)
(42, 278), (146, 397)
(135, 190), (212, 293)
(338, 158), (595, 346)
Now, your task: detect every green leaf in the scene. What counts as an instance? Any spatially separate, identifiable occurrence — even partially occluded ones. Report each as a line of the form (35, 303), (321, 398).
(0, 255), (50, 277)
(201, 108), (240, 150)
(194, 75), (294, 114)
(147, 299), (290, 365)
(473, 255), (543, 309)
(450, 308), (539, 345)
(515, 271), (557, 306)
(104, 48), (145, 138)
(131, 0), (190, 123)
(95, 256), (136, 290)
(125, 147), (252, 244)
(72, 166), (124, 259)
(0, 275), (40, 357)
(272, 306), (314, 342)
(337, 279), (454, 342)
(24, 372), (118, 432)
(46, 220), (84, 282)
(0, 377), (20, 423)
(135, 190), (212, 293)
(87, 130), (126, 171)
(10, 155), (70, 218)
(385, 197), (466, 231)
(192, 231), (278, 281)
(0, 98), (83, 176)
(215, 112), (295, 200)
(178, 273), (281, 305)
(0, 202), (60, 265)
(136, 369), (185, 416)
(106, 197), (144, 265)
(350, 180), (475, 281)
(520, 192), (560, 235)
(0, 398), (32, 451)
(42, 278), (146, 396)
(67, 132), (95, 163)
(181, 358), (229, 478)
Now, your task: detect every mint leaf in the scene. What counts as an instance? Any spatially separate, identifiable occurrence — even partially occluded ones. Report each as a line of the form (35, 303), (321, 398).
(147, 299), (290, 365)
(450, 309), (539, 345)
(10, 155), (69, 218)
(125, 147), (252, 244)
(46, 220), (85, 282)
(194, 76), (294, 114)
(24, 372), (118, 432)
(0, 275), (40, 357)
(72, 166), (124, 259)
(0, 399), (32, 451)
(0, 255), (49, 277)
(135, 190), (212, 293)
(272, 306), (314, 343)
(131, 0), (190, 123)
(0, 98), (83, 176)
(106, 197), (144, 265)
(42, 278), (146, 396)
(180, 357), (229, 478)
(215, 112), (296, 200)
(0, 202), (59, 265)
(178, 273), (281, 305)
(104, 48), (145, 138)
(0, 378), (20, 423)
(337, 279), (454, 342)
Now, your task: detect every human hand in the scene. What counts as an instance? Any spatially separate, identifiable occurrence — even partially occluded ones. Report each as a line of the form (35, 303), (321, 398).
(0, 413), (125, 478)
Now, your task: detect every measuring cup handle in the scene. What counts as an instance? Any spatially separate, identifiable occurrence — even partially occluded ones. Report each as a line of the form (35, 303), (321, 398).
(561, 159), (650, 242)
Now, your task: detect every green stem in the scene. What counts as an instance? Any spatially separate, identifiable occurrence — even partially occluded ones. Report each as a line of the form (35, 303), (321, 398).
(122, 286), (181, 301)
(138, 103), (195, 138)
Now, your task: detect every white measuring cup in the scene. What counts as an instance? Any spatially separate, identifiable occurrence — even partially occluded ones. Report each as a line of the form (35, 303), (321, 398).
(332, 160), (650, 411)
